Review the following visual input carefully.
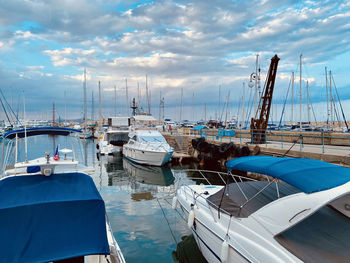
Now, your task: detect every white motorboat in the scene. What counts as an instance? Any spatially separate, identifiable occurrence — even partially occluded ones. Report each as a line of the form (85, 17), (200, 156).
(0, 127), (126, 263)
(174, 156), (350, 263)
(123, 129), (173, 166)
(98, 128), (129, 155)
(98, 117), (130, 155)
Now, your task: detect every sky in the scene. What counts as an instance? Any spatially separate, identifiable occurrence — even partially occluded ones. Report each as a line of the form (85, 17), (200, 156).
(0, 0), (350, 123)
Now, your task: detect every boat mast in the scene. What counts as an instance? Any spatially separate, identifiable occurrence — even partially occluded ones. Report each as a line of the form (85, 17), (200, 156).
(306, 81), (310, 124)
(91, 91), (94, 121)
(225, 91), (230, 127)
(23, 91), (28, 163)
(159, 91), (161, 120)
(291, 72), (294, 125)
(146, 75), (150, 115)
(242, 82), (245, 128)
(192, 92), (195, 121)
(125, 78), (129, 116)
(218, 85), (221, 122)
(204, 103), (206, 123)
(325, 67), (329, 128)
(180, 88), (183, 121)
(329, 70), (333, 127)
(299, 54), (302, 130)
(64, 90), (67, 124)
(114, 85), (117, 116)
(98, 81), (102, 127)
(255, 54), (259, 113)
(137, 82), (140, 107)
(83, 68), (87, 136)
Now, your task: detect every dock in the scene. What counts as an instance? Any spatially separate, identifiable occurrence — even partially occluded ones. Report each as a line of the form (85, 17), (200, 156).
(163, 129), (350, 167)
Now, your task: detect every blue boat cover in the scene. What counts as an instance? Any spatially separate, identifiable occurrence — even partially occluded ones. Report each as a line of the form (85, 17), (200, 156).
(226, 156), (350, 194)
(0, 173), (110, 263)
(4, 126), (82, 139)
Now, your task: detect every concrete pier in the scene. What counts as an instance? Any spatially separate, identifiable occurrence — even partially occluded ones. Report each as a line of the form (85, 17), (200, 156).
(163, 131), (350, 167)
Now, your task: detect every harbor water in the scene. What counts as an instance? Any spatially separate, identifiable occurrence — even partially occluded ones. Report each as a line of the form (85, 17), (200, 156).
(1, 135), (208, 263)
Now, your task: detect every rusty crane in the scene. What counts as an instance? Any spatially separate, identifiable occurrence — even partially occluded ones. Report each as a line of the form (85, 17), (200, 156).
(250, 54), (280, 144)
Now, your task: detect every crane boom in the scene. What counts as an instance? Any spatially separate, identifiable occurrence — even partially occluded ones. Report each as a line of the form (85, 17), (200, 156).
(250, 54), (280, 144)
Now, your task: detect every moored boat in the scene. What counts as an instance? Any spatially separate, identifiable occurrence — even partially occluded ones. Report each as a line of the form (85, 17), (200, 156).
(0, 126), (126, 263)
(123, 129), (173, 166)
(174, 156), (350, 263)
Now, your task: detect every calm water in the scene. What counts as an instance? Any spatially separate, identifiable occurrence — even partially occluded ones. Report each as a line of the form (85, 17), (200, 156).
(2, 135), (209, 263)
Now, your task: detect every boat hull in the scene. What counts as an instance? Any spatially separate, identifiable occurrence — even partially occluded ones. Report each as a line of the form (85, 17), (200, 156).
(123, 145), (173, 166)
(176, 185), (303, 263)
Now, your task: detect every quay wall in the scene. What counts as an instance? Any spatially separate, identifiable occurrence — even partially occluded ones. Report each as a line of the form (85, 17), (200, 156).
(163, 132), (350, 167)
(176, 128), (350, 146)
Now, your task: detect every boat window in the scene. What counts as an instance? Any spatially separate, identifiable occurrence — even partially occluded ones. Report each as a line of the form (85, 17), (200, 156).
(139, 136), (166, 143)
(275, 204), (350, 263)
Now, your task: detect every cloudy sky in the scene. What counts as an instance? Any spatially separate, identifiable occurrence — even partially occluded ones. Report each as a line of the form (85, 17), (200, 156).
(0, 0), (349, 123)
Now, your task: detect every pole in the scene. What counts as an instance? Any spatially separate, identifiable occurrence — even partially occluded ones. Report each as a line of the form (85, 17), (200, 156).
(218, 85), (221, 122)
(291, 71), (294, 124)
(255, 54), (258, 113)
(91, 91), (94, 121)
(114, 85), (117, 116)
(98, 81), (102, 126)
(83, 68), (87, 136)
(325, 67), (329, 128)
(299, 55), (302, 130)
(125, 78), (129, 116)
(64, 90), (67, 124)
(307, 81), (310, 123)
(242, 82), (245, 128)
(23, 91), (28, 163)
(146, 75), (150, 114)
(192, 92), (194, 121)
(204, 103), (206, 123)
(329, 70), (333, 127)
(180, 88), (183, 121)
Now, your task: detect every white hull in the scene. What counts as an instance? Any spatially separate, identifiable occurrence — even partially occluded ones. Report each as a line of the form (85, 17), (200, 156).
(100, 144), (121, 156)
(177, 185), (302, 263)
(123, 145), (173, 166)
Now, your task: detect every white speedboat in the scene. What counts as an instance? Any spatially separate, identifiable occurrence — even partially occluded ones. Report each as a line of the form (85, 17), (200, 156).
(123, 129), (173, 166)
(98, 127), (129, 155)
(174, 156), (350, 263)
(98, 117), (130, 156)
(0, 127), (125, 263)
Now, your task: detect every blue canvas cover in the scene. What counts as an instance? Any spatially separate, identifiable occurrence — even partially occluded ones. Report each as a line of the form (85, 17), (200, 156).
(226, 156), (350, 194)
(0, 173), (110, 263)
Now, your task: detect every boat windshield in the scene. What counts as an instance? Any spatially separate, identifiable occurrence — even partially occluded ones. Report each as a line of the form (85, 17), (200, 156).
(2, 134), (85, 171)
(275, 197), (350, 263)
(139, 135), (167, 143)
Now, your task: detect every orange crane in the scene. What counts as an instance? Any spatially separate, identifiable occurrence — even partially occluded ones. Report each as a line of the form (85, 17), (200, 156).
(250, 54), (280, 144)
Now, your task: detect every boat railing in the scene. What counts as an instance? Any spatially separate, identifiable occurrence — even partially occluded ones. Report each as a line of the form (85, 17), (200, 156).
(176, 169), (286, 217)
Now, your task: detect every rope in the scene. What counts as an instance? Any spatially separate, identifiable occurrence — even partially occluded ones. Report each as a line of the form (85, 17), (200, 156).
(156, 198), (178, 245)
(281, 139), (298, 157)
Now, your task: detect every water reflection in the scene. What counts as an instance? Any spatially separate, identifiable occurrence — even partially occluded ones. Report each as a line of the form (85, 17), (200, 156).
(123, 158), (175, 186)
(173, 235), (207, 263)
